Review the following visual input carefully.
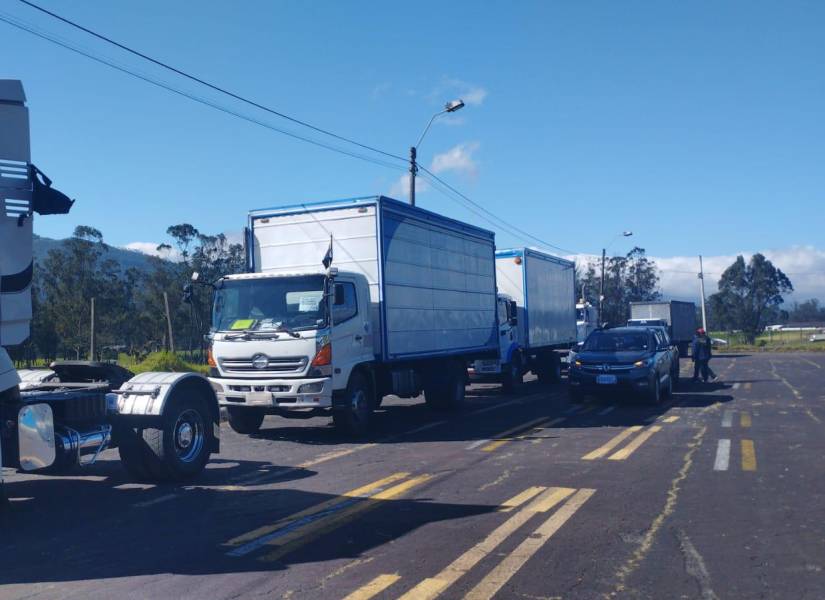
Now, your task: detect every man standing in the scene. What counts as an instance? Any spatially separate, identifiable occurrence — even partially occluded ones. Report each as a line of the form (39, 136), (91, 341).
(691, 328), (713, 382)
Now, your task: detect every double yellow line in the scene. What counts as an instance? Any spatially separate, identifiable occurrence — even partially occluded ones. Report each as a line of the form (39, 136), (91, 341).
(343, 485), (595, 600)
(224, 472), (432, 562)
(581, 425), (663, 461)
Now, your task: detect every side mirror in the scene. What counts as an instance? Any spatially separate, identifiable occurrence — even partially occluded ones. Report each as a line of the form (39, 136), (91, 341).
(509, 316), (518, 326)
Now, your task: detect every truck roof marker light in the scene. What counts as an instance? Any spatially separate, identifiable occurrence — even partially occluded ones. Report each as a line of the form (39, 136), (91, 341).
(514, 256), (522, 265)
(311, 343), (332, 367)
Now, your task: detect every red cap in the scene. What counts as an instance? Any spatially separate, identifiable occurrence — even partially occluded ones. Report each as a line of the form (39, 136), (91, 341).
(697, 328), (706, 334)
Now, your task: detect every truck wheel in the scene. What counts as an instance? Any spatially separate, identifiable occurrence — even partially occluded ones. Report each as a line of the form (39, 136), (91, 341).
(118, 392), (212, 481)
(333, 372), (373, 436)
(425, 361), (466, 410)
(227, 407), (265, 434)
(501, 353), (523, 393)
(538, 353), (562, 384)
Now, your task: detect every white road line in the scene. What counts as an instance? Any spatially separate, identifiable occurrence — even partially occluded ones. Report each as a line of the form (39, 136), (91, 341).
(713, 439), (731, 471)
(721, 410), (734, 428)
(732, 382), (740, 390)
(134, 493), (178, 508)
(465, 439), (490, 450)
(597, 406), (615, 416)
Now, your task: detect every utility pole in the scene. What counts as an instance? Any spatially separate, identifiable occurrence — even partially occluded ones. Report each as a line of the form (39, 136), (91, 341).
(163, 292), (175, 353)
(698, 255), (708, 331)
(89, 297), (95, 360)
(598, 248), (606, 327)
(409, 146), (417, 207)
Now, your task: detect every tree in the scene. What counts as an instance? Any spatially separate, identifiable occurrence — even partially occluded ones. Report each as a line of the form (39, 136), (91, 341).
(787, 299), (825, 323)
(577, 247), (661, 326)
(707, 254), (793, 343)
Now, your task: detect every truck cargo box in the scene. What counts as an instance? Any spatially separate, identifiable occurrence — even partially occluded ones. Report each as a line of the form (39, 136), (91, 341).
(495, 248), (576, 349)
(248, 196), (498, 362)
(630, 300), (696, 343)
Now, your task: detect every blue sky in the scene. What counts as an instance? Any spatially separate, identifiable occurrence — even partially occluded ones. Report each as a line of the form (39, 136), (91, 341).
(2, 1), (824, 299)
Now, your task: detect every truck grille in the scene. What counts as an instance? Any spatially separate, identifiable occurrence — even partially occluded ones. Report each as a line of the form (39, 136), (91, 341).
(220, 356), (308, 375)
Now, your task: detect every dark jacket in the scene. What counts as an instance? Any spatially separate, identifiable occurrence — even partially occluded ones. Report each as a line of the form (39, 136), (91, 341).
(692, 334), (712, 361)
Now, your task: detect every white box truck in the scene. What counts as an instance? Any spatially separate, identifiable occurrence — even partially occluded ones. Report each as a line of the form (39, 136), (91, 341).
(207, 196), (499, 435)
(471, 248), (577, 390)
(629, 300), (696, 355)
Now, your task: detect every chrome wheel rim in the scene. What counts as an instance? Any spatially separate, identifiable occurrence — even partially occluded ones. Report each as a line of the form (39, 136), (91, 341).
(174, 408), (205, 463)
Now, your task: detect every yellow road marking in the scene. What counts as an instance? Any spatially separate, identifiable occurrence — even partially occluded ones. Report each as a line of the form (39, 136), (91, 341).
(740, 412), (751, 428)
(581, 426), (642, 460)
(298, 443), (377, 468)
(741, 440), (757, 471)
(259, 474), (433, 562)
(662, 416), (679, 423)
(481, 417), (550, 452)
(342, 574), (401, 600)
(608, 426), (662, 461)
(225, 472), (409, 547)
(398, 487), (576, 600)
(499, 486), (546, 512)
(464, 488), (595, 600)
(744, 382), (752, 390)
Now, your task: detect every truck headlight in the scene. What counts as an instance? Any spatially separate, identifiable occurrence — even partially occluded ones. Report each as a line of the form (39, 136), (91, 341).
(298, 381), (325, 394)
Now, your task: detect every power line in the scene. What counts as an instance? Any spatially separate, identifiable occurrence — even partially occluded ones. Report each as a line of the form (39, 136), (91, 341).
(418, 165), (582, 256)
(0, 11), (408, 173)
(16, 0), (407, 164)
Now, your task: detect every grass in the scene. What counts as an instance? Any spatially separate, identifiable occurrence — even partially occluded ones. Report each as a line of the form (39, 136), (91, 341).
(710, 329), (825, 352)
(119, 351), (209, 375)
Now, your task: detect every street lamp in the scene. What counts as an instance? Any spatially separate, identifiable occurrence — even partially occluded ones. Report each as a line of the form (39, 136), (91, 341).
(409, 99), (465, 206)
(598, 231), (633, 327)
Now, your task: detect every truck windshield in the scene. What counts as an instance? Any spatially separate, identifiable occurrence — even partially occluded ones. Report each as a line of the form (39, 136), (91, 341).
(212, 275), (327, 332)
(583, 331), (651, 352)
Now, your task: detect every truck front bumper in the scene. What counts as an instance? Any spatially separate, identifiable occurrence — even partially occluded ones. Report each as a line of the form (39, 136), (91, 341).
(209, 376), (333, 410)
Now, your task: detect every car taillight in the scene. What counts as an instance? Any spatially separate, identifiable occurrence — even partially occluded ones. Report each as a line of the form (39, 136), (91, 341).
(207, 346), (217, 367)
(311, 342), (332, 367)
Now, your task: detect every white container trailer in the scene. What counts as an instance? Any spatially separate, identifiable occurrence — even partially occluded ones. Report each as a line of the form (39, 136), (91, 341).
(208, 196), (499, 434)
(472, 248), (577, 389)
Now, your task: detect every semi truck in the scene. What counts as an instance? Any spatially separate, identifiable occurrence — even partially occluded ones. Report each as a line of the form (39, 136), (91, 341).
(0, 80), (220, 501)
(576, 300), (598, 344)
(207, 196), (499, 435)
(471, 248), (577, 390)
(628, 300), (696, 355)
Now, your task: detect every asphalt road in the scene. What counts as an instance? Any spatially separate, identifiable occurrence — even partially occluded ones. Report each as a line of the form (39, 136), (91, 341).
(2, 352), (824, 599)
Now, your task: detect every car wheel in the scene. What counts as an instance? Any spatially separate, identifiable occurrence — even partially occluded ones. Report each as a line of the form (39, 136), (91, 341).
(647, 376), (662, 405)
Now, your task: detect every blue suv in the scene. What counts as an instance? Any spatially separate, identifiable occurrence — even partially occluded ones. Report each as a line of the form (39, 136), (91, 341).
(569, 327), (675, 404)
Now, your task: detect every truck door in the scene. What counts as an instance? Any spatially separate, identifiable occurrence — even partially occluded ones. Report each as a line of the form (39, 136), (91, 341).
(330, 279), (373, 387)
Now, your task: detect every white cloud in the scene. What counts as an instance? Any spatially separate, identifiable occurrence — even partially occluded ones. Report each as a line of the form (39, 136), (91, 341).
(123, 242), (180, 261)
(387, 142), (479, 199)
(570, 246), (825, 303)
(431, 141), (480, 177)
(442, 78), (488, 106)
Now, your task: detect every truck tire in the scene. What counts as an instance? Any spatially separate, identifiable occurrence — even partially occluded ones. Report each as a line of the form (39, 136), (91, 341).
(425, 361), (466, 411)
(501, 352), (523, 393)
(118, 391), (212, 481)
(332, 372), (373, 436)
(538, 353), (562, 384)
(227, 407), (265, 434)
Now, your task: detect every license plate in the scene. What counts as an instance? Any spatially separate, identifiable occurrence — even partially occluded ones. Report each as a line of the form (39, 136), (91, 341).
(247, 392), (273, 405)
(596, 374), (617, 385)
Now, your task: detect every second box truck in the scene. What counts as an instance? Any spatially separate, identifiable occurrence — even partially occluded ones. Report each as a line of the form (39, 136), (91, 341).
(207, 196), (499, 434)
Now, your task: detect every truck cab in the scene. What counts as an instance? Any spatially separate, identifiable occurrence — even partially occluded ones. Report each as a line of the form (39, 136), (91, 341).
(576, 301), (598, 344)
(470, 294), (520, 389)
(208, 270), (374, 433)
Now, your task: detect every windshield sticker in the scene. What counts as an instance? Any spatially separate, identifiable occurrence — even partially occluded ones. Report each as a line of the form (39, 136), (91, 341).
(299, 295), (321, 312)
(230, 319), (256, 330)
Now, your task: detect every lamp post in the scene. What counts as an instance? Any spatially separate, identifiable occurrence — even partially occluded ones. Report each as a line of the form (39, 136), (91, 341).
(598, 231), (633, 327)
(409, 99), (465, 206)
